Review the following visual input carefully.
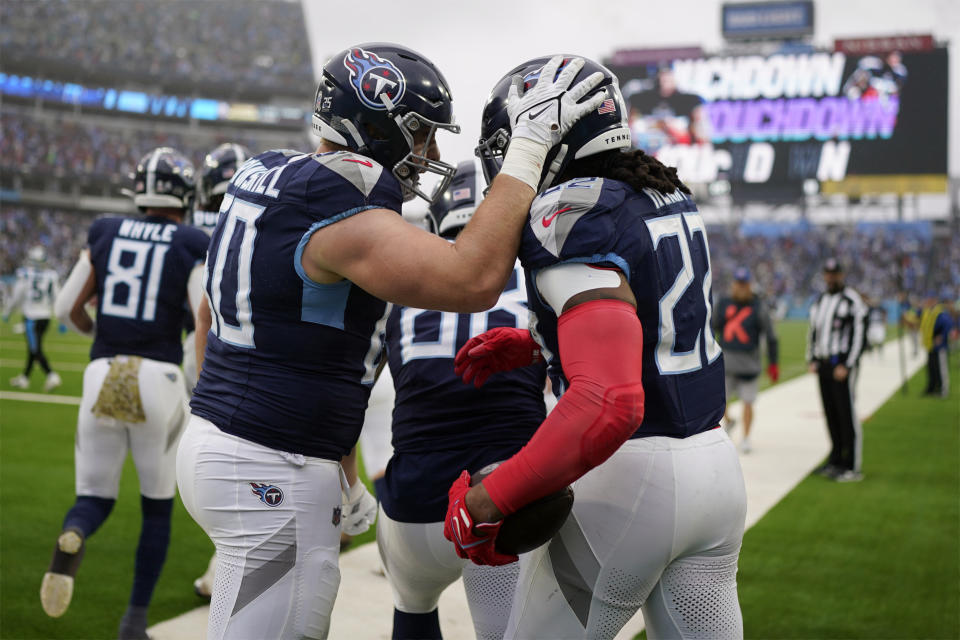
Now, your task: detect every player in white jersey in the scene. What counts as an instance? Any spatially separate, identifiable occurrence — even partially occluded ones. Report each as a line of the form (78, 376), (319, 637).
(3, 245), (62, 391)
(44, 148), (209, 640)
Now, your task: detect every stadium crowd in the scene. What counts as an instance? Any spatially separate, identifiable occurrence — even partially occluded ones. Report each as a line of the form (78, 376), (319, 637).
(0, 207), (95, 277)
(0, 0), (312, 96)
(0, 110), (309, 190)
(695, 224), (955, 311)
(4, 199), (954, 315)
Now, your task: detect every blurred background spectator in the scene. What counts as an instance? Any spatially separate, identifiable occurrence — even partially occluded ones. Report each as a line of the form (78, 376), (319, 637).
(0, 0), (313, 99)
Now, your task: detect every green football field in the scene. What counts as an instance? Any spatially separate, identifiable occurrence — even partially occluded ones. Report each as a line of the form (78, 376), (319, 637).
(1, 319), (957, 639)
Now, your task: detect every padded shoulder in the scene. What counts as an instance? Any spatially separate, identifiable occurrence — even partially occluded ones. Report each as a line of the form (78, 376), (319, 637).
(521, 177), (623, 267)
(308, 151), (394, 200)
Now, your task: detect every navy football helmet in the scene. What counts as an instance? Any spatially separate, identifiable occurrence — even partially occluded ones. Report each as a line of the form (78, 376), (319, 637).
(131, 147), (195, 210)
(475, 56), (631, 191)
(426, 159), (483, 239)
(312, 43), (460, 203)
(198, 143), (252, 210)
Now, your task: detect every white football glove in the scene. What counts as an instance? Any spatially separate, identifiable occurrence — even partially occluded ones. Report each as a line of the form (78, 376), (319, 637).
(341, 480), (378, 536)
(509, 56), (605, 148)
(499, 56), (605, 190)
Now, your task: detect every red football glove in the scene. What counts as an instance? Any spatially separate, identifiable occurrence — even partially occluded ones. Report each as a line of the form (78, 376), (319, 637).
(454, 327), (542, 388)
(767, 363), (780, 383)
(443, 471), (518, 566)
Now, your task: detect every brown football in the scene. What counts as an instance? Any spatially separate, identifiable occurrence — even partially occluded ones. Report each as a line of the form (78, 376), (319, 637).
(471, 461), (574, 555)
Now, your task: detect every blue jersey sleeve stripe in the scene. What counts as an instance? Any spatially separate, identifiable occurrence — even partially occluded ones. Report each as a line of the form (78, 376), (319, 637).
(556, 253), (632, 281)
(293, 205), (378, 289)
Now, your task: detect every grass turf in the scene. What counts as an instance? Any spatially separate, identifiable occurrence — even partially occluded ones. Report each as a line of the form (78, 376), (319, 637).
(0, 318), (376, 639)
(2, 319), (956, 638)
(737, 358), (959, 639)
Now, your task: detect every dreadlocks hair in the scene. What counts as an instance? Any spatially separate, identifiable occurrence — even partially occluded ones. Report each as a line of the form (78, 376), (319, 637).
(557, 149), (691, 195)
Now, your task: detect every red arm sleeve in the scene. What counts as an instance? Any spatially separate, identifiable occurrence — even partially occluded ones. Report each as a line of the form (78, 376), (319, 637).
(481, 299), (645, 515)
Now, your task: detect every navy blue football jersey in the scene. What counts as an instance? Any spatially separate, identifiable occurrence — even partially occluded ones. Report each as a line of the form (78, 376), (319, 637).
(190, 149), (403, 459)
(87, 215), (208, 365)
(520, 177), (725, 439)
(379, 264), (547, 522)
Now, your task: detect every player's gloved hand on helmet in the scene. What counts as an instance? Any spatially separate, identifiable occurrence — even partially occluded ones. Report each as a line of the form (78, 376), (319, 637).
(508, 55), (605, 149)
(454, 327), (542, 388)
(767, 363), (780, 383)
(341, 479), (378, 536)
(499, 55), (605, 191)
(443, 471), (518, 566)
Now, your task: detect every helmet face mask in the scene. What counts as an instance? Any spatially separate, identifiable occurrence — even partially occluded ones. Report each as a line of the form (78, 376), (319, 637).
(132, 147), (196, 210)
(312, 43), (461, 204)
(475, 56), (632, 192)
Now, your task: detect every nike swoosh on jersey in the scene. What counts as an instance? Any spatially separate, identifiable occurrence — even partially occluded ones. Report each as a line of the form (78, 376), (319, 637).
(343, 158), (373, 167)
(542, 207), (572, 228)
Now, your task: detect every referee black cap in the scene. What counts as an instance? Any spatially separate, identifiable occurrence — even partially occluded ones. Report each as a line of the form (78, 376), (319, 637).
(823, 258), (843, 273)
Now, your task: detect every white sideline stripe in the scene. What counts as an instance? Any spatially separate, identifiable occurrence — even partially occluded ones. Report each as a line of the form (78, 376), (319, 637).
(0, 340), (92, 354)
(0, 391), (81, 405)
(148, 338), (928, 640)
(0, 359), (87, 371)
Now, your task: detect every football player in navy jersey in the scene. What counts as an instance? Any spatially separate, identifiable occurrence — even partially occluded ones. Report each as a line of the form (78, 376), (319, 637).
(450, 57), (747, 639)
(176, 44), (605, 640)
(45, 147), (209, 640)
(376, 160), (547, 640)
(183, 144), (252, 393)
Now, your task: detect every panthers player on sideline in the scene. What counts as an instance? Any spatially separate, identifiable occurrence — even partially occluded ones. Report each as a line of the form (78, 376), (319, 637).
(45, 147), (209, 640)
(4, 245), (62, 391)
(448, 56), (747, 639)
(376, 160), (547, 640)
(176, 43), (603, 640)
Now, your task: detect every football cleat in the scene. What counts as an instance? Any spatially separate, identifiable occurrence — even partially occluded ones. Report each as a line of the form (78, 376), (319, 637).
(9, 374), (29, 389)
(834, 470), (864, 483)
(40, 528), (86, 618)
(44, 371), (62, 392)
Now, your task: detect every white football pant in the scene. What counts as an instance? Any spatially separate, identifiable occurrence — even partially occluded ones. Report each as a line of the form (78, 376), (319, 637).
(506, 427), (747, 640)
(76, 357), (188, 499)
(377, 506), (519, 640)
(177, 416), (343, 640)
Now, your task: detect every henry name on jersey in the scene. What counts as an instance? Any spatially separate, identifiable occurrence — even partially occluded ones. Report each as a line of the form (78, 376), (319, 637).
(521, 175), (725, 439)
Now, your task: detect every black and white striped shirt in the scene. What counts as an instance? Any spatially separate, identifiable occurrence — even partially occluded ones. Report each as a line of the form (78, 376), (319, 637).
(806, 287), (868, 368)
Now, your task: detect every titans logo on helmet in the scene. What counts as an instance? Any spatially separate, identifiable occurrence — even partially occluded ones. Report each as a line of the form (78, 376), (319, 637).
(343, 47), (406, 111)
(250, 482), (284, 507)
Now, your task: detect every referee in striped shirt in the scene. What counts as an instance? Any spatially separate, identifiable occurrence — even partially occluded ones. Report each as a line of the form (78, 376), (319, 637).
(806, 258), (868, 482)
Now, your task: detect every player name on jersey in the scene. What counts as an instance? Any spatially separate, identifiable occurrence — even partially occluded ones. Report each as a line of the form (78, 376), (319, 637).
(118, 220), (178, 243)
